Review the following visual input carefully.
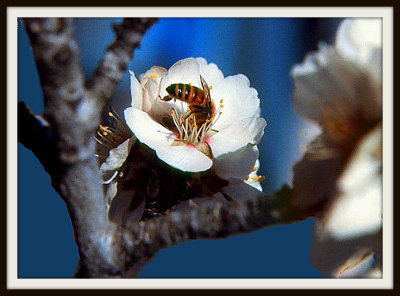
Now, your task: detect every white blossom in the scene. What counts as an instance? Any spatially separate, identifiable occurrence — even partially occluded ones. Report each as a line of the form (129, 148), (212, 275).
(125, 57), (266, 181)
(291, 18), (382, 277)
(244, 159), (264, 191)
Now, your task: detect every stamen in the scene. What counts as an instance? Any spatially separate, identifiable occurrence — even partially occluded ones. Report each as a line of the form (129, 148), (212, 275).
(166, 96), (224, 148)
(150, 73), (157, 79)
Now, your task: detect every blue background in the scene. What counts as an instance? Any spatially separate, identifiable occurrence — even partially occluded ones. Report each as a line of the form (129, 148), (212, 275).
(18, 18), (340, 278)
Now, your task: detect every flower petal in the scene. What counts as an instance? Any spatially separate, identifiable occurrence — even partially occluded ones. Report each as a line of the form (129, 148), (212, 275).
(156, 144), (213, 172)
(129, 71), (143, 110)
(100, 138), (133, 173)
(335, 19), (382, 100)
(323, 125), (382, 239)
(196, 57), (224, 86)
(213, 146), (259, 181)
(336, 19), (382, 69)
(291, 43), (381, 130)
(140, 66), (167, 114)
(211, 74), (260, 131)
(159, 58), (202, 97)
(309, 219), (381, 278)
(244, 158), (263, 191)
(208, 116), (266, 158)
(108, 187), (146, 226)
(124, 107), (174, 150)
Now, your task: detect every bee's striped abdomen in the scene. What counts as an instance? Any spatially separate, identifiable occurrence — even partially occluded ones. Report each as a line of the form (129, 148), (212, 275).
(166, 84), (205, 106)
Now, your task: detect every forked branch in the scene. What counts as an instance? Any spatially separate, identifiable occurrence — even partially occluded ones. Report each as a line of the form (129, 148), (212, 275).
(19, 18), (303, 278)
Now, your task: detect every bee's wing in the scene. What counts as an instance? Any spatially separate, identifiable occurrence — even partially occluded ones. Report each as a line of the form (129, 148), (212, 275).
(200, 75), (211, 102)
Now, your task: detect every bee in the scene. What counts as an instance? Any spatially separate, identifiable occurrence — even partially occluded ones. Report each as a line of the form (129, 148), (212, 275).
(161, 75), (213, 126)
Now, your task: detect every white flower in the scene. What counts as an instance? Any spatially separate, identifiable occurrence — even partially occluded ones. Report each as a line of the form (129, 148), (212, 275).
(290, 19), (382, 277)
(244, 159), (264, 191)
(125, 57), (266, 181)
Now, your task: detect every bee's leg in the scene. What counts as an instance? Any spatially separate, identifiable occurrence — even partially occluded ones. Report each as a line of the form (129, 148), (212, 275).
(160, 95), (173, 102)
(183, 109), (193, 120)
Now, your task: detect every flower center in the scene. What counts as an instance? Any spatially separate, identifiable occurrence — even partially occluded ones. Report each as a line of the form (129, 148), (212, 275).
(169, 99), (224, 147)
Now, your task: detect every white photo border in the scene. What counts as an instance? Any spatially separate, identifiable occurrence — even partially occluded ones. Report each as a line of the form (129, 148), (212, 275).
(7, 6), (394, 290)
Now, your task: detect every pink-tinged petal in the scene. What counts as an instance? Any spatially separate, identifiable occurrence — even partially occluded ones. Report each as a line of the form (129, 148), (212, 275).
(208, 117), (266, 158)
(211, 74), (260, 131)
(156, 144), (213, 172)
(213, 146), (259, 181)
(124, 107), (174, 150)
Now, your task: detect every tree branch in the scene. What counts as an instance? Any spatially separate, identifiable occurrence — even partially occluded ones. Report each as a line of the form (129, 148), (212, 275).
(18, 102), (58, 175)
(20, 18), (158, 278)
(116, 184), (297, 275)
(87, 18), (158, 108)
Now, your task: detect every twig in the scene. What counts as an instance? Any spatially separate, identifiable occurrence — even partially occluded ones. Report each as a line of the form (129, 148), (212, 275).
(20, 18), (158, 278)
(18, 102), (58, 175)
(116, 185), (296, 275)
(87, 18), (158, 108)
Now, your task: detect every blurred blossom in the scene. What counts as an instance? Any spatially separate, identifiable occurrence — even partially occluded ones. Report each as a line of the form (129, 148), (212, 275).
(290, 19), (382, 277)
